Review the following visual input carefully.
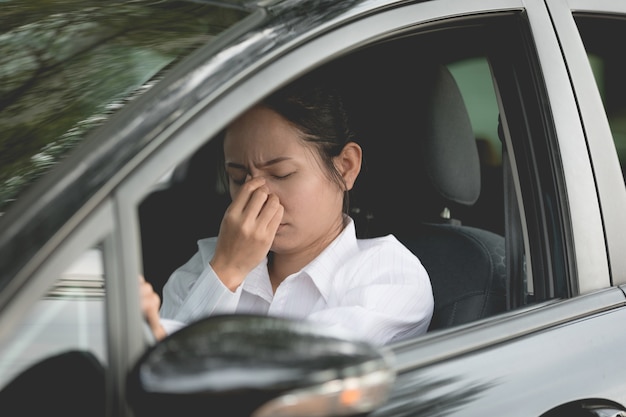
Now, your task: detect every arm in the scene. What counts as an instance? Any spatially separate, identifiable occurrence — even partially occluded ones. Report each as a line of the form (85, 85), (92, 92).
(155, 177), (282, 331)
(159, 249), (242, 323)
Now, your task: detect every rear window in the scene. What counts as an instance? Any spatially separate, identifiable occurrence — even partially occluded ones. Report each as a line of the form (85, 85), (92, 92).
(0, 0), (250, 214)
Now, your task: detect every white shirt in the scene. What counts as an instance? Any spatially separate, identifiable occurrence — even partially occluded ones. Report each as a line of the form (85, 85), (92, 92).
(160, 218), (433, 346)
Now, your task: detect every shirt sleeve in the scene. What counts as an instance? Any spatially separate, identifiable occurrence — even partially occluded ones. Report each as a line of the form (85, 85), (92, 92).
(160, 318), (186, 335)
(307, 239), (434, 346)
(159, 240), (243, 325)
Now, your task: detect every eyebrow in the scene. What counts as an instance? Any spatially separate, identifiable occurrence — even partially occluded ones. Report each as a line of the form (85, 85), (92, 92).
(226, 156), (293, 170)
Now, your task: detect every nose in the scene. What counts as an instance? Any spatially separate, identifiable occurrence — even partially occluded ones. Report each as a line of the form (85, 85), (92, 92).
(245, 172), (273, 188)
(245, 173), (276, 194)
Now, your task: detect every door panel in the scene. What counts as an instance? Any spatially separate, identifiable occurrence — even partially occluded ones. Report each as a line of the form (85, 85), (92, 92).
(379, 289), (626, 416)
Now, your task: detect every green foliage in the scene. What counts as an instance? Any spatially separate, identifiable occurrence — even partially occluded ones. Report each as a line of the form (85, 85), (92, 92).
(0, 0), (248, 213)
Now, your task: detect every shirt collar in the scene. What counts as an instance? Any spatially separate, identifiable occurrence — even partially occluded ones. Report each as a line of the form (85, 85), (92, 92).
(242, 216), (358, 302)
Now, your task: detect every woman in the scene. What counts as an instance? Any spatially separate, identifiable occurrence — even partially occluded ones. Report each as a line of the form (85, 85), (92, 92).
(141, 75), (433, 346)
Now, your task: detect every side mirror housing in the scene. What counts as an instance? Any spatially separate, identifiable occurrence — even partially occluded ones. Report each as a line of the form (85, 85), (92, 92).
(127, 314), (395, 417)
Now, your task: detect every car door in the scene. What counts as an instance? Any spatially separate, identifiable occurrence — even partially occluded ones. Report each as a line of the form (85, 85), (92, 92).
(370, 0), (626, 416)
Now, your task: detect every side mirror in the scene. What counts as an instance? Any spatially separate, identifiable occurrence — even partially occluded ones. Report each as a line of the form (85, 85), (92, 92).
(127, 314), (395, 417)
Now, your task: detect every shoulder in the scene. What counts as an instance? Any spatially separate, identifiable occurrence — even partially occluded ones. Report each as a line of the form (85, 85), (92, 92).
(356, 234), (418, 260)
(348, 234), (428, 281)
(163, 237), (218, 297)
(168, 236), (218, 277)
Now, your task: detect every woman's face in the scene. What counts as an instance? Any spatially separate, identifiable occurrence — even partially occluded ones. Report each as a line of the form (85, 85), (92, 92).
(223, 105), (345, 255)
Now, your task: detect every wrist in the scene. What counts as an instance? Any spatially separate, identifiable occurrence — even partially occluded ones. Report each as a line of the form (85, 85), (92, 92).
(151, 322), (167, 341)
(209, 259), (245, 291)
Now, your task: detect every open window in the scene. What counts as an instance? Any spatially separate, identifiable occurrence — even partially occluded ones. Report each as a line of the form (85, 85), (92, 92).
(137, 10), (568, 335)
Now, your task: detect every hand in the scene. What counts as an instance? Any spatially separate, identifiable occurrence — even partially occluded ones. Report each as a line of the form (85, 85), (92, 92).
(139, 275), (166, 341)
(211, 177), (284, 290)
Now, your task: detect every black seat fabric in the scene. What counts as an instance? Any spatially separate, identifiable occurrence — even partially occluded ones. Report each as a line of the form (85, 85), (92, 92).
(405, 224), (505, 329)
(343, 58), (507, 330)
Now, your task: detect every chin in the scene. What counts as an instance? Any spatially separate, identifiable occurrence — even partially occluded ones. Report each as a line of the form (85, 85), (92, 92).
(270, 237), (292, 254)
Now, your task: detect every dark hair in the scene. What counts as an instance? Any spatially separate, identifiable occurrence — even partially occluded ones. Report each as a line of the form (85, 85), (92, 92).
(261, 73), (357, 212)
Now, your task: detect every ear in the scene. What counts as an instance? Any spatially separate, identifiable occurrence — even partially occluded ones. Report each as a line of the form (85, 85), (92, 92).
(335, 142), (362, 191)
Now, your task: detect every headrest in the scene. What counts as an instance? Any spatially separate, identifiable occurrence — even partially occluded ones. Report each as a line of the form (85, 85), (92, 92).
(423, 65), (481, 206)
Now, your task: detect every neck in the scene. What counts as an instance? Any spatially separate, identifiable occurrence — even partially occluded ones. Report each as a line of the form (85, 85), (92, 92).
(269, 216), (346, 292)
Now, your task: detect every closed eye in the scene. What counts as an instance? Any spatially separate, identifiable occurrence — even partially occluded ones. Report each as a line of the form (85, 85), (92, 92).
(273, 172), (294, 180)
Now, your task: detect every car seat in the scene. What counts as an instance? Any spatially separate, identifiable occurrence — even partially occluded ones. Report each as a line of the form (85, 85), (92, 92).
(406, 65), (506, 330)
(345, 62), (507, 330)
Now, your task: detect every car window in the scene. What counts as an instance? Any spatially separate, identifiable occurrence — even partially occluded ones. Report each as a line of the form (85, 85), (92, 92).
(137, 11), (567, 335)
(0, 246), (106, 390)
(574, 14), (626, 182)
(0, 0), (250, 216)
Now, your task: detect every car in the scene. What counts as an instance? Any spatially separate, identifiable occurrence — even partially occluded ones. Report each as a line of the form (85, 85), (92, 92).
(2, 0), (626, 416)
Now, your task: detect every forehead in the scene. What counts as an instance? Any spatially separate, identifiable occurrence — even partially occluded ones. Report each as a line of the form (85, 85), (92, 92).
(223, 105), (310, 160)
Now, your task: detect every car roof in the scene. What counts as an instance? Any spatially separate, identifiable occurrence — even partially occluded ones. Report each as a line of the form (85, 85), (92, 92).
(0, 0), (417, 291)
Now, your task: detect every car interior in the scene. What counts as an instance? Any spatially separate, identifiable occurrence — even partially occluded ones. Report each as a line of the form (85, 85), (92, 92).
(138, 27), (509, 333)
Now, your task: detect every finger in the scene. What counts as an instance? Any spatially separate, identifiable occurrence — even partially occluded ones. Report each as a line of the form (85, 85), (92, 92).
(266, 201), (284, 234)
(256, 193), (282, 227)
(243, 186), (272, 218)
(228, 177), (266, 213)
(142, 289), (161, 316)
(140, 279), (154, 295)
(139, 279), (160, 306)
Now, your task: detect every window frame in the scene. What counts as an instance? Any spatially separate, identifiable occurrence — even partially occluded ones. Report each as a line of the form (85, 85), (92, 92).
(521, 0), (610, 293)
(117, 0), (600, 349)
